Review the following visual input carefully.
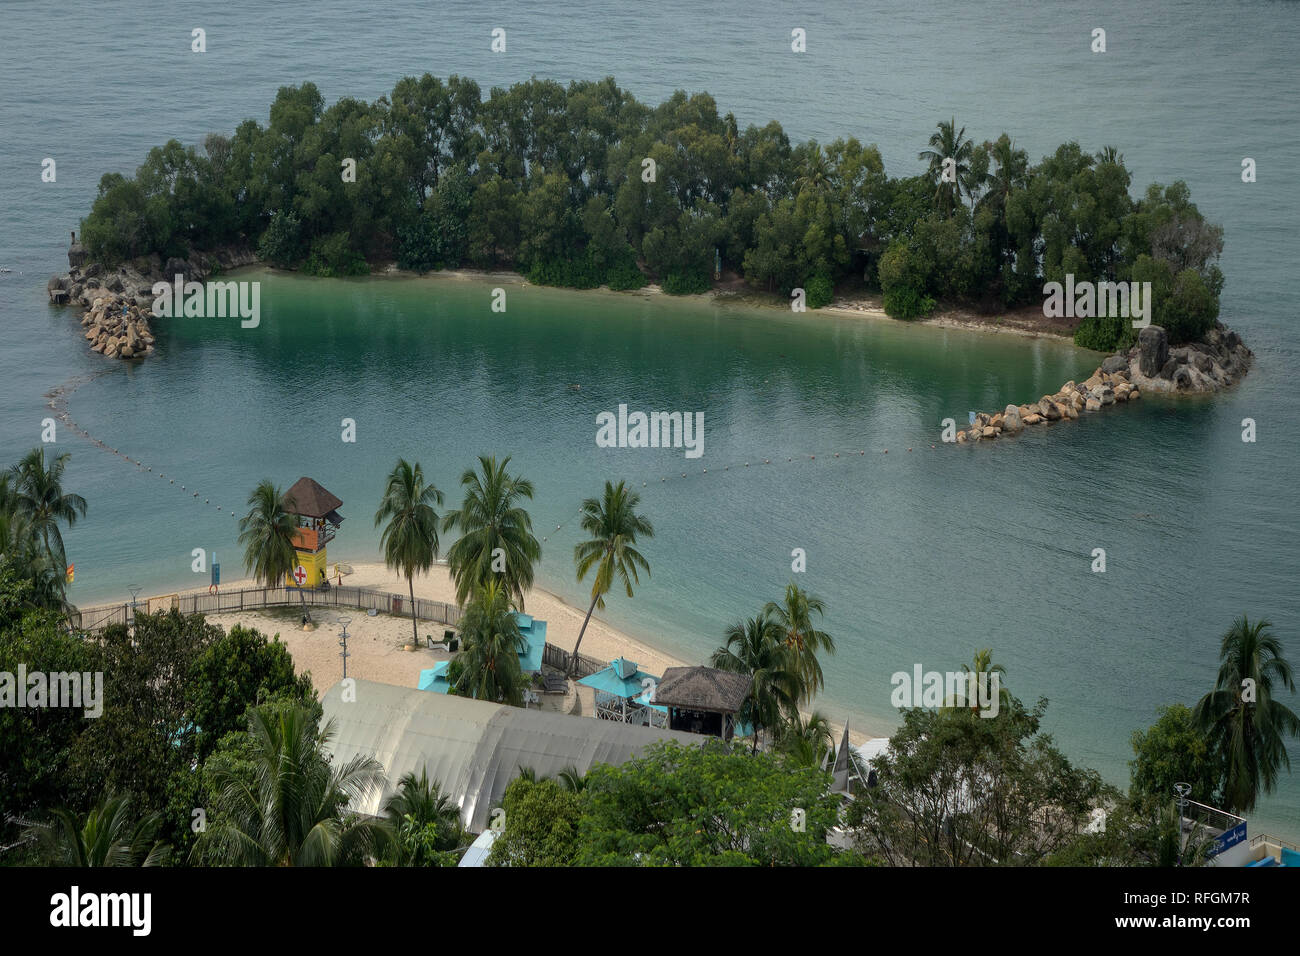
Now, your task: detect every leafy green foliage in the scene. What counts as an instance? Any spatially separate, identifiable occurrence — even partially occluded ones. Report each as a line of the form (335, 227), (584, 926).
(576, 740), (847, 866)
(882, 286), (936, 320)
(1129, 704), (1222, 814)
(846, 696), (1112, 866)
(187, 624), (315, 761)
(258, 210), (303, 267)
(1073, 312), (1137, 352)
(302, 231), (369, 277)
(660, 268), (711, 295)
(487, 777), (582, 867)
(805, 271), (834, 309)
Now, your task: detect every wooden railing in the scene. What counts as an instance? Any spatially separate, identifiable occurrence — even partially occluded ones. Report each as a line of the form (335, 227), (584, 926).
(69, 585), (462, 635)
(542, 642), (606, 678)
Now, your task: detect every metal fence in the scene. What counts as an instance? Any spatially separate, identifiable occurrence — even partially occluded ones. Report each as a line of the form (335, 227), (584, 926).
(69, 585), (462, 635)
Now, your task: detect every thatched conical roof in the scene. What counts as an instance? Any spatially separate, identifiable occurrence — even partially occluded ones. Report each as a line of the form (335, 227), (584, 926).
(283, 477), (343, 518)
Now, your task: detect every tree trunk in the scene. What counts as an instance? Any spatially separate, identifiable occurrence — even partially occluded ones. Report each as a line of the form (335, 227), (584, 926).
(409, 574), (419, 647)
(568, 593), (600, 678)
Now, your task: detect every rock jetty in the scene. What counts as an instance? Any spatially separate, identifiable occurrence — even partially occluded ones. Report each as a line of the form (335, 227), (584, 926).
(47, 233), (258, 361)
(956, 323), (1252, 443)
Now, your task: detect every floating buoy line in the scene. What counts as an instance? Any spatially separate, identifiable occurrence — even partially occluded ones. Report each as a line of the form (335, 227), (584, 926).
(48, 371), (241, 521)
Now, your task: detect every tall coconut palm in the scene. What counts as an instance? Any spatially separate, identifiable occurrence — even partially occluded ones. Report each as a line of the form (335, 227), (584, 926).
(1193, 617), (1300, 814)
(194, 704), (386, 866)
(26, 793), (170, 866)
(375, 458), (443, 647)
(711, 610), (801, 752)
(945, 648), (1012, 714)
(764, 583), (836, 705)
(918, 117), (981, 215)
(442, 454), (540, 610)
(455, 578), (528, 706)
(570, 480), (653, 676)
(8, 447), (87, 575)
(0, 504), (70, 613)
(238, 479), (298, 588)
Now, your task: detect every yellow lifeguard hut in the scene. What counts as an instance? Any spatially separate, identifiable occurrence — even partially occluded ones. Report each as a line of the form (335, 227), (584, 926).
(283, 477), (344, 590)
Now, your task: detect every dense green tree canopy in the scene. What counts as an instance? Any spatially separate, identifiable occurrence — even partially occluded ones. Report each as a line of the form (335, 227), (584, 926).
(79, 76), (1222, 335)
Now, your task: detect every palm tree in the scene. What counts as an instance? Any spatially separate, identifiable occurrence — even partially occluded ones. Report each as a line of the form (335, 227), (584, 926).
(442, 455), (541, 610)
(375, 458), (443, 647)
(918, 117), (981, 215)
(711, 610), (801, 752)
(555, 765), (588, 793)
(8, 447), (87, 574)
(27, 794), (170, 866)
(455, 578), (528, 706)
(945, 648), (1012, 714)
(0, 506), (70, 614)
(1193, 617), (1300, 814)
(1096, 145), (1125, 166)
(764, 583), (836, 705)
(570, 480), (653, 676)
(795, 141), (834, 197)
(776, 710), (835, 768)
(238, 480), (298, 588)
(194, 704), (386, 866)
(382, 768), (463, 863)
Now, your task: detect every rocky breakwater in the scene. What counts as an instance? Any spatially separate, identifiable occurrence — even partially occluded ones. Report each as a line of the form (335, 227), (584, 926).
(77, 296), (156, 359)
(47, 234), (259, 361)
(956, 323), (1251, 443)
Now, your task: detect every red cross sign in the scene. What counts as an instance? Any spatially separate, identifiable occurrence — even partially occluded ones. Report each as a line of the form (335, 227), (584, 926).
(293, 565), (308, 586)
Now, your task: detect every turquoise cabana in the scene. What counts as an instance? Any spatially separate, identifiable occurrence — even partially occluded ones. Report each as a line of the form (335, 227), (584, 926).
(578, 657), (668, 728)
(417, 613), (547, 696)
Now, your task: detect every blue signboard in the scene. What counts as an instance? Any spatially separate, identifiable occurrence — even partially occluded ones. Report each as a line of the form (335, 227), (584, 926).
(1211, 820), (1247, 856)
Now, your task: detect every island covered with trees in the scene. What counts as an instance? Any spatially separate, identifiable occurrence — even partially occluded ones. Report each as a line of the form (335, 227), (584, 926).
(73, 74), (1227, 353)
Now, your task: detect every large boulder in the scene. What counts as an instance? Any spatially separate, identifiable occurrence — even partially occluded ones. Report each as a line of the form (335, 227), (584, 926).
(1101, 354), (1129, 374)
(1138, 325), (1169, 377)
(1002, 404), (1023, 433)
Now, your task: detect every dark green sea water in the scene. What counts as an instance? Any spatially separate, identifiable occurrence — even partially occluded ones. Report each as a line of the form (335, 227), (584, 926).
(1, 0), (1297, 837)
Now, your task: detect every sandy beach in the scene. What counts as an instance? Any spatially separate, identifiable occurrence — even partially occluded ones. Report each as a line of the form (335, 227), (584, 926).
(145, 559), (878, 747)
(198, 560), (686, 699)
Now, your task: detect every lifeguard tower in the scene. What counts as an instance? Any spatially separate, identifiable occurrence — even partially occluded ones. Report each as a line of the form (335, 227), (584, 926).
(283, 477), (344, 589)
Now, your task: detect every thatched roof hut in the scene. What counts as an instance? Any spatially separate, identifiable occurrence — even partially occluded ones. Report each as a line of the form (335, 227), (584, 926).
(651, 666), (752, 740)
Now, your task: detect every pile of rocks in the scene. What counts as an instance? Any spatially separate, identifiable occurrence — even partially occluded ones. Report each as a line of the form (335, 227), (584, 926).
(955, 324), (1251, 443)
(79, 295), (156, 359)
(957, 369), (1140, 442)
(48, 235), (258, 361)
